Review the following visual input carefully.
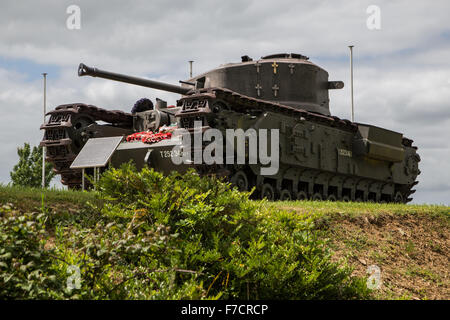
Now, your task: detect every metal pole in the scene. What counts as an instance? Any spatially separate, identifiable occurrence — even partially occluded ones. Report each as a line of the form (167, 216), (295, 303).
(82, 168), (85, 191)
(348, 46), (354, 122)
(188, 61), (193, 78)
(42, 73), (47, 188)
(93, 167), (95, 187)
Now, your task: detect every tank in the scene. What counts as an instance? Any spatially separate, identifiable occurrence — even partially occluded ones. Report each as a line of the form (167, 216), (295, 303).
(40, 53), (420, 202)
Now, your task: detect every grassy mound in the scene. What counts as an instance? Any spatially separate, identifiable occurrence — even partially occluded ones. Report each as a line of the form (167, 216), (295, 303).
(274, 201), (449, 299)
(0, 164), (369, 299)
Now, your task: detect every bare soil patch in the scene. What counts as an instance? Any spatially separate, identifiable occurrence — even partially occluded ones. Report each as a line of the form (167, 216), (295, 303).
(325, 213), (449, 299)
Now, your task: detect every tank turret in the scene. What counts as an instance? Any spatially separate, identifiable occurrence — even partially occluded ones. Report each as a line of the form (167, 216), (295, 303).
(78, 53), (343, 116)
(184, 53), (344, 115)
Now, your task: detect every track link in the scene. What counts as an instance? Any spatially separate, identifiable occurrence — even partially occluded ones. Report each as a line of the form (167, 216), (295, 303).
(40, 103), (133, 188)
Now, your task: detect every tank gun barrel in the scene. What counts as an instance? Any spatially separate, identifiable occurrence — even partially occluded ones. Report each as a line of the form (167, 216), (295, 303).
(78, 63), (191, 95)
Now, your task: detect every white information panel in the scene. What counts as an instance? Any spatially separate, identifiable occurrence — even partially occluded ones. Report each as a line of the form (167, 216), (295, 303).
(70, 136), (123, 169)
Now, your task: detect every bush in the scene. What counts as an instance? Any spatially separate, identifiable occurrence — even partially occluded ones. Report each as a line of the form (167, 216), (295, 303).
(0, 206), (65, 299)
(0, 163), (370, 299)
(83, 163), (369, 299)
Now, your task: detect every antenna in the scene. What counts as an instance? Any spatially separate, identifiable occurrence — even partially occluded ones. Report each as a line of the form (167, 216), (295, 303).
(42, 73), (47, 189)
(188, 60), (194, 78)
(348, 45), (354, 122)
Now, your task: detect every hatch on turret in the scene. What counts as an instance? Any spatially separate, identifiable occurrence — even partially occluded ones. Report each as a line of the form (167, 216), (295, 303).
(183, 53), (344, 116)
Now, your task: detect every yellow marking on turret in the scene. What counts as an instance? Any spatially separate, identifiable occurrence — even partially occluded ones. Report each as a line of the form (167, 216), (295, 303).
(272, 62), (278, 74)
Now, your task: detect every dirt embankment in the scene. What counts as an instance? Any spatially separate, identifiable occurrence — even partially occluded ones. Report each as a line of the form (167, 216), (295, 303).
(325, 213), (449, 299)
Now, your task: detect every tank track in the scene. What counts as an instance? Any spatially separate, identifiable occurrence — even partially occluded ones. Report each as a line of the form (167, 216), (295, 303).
(40, 103), (133, 189)
(177, 88), (420, 203)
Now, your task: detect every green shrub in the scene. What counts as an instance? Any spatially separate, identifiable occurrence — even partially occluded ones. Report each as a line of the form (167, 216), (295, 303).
(87, 163), (369, 299)
(0, 163), (370, 299)
(0, 207), (65, 299)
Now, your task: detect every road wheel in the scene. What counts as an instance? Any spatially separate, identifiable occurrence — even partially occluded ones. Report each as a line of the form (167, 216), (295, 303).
(327, 194), (337, 201)
(394, 191), (404, 203)
(312, 192), (323, 201)
(296, 191), (308, 201)
(342, 195), (351, 202)
(231, 170), (248, 192)
(261, 183), (275, 201)
(280, 189), (292, 201)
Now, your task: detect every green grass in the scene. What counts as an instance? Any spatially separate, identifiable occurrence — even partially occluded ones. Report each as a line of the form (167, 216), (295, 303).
(0, 184), (98, 211)
(272, 199), (450, 220)
(405, 266), (440, 283)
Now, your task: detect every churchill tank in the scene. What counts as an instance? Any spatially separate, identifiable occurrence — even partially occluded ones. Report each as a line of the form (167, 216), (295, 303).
(40, 53), (420, 202)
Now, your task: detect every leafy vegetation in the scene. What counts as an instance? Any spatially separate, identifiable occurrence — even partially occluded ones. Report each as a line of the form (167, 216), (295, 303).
(9, 143), (55, 188)
(0, 163), (371, 299)
(0, 209), (66, 299)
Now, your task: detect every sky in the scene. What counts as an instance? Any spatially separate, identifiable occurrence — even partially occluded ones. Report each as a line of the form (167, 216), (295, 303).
(0, 0), (449, 204)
